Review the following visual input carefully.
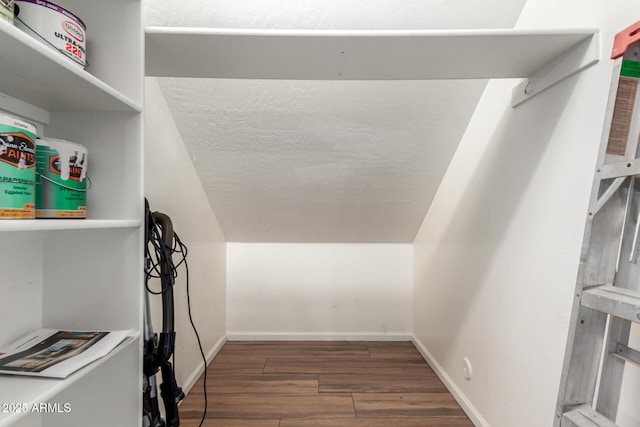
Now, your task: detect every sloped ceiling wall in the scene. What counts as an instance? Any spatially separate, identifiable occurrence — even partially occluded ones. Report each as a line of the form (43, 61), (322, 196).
(145, 0), (527, 242)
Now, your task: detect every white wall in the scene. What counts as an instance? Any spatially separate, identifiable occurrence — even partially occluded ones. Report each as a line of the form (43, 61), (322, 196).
(144, 78), (227, 393)
(0, 234), (43, 345)
(413, 1), (640, 427)
(145, 0), (525, 30)
(227, 243), (412, 340)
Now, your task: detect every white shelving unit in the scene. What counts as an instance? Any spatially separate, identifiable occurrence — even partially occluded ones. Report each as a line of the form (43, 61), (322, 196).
(0, 1), (143, 426)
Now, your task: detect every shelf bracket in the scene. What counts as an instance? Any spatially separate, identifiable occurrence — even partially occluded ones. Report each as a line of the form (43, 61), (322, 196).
(512, 32), (599, 107)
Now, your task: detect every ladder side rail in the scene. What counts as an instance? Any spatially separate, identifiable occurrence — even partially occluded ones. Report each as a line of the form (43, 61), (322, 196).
(585, 181), (632, 286)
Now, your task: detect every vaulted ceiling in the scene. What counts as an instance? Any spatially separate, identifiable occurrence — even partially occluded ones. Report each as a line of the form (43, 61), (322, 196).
(145, 0), (527, 242)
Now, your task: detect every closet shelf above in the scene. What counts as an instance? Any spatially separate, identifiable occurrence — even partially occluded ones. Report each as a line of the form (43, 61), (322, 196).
(145, 27), (598, 82)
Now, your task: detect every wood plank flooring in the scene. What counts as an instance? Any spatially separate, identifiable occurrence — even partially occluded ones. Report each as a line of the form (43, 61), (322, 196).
(179, 341), (473, 426)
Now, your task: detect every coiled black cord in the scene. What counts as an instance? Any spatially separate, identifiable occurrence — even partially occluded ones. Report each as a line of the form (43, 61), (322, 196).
(145, 210), (208, 426)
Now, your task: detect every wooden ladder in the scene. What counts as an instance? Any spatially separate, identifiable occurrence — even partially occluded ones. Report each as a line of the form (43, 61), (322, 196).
(555, 21), (640, 427)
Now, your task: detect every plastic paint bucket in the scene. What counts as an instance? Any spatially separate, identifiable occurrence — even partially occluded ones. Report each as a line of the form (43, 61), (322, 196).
(14, 0), (86, 68)
(36, 138), (87, 219)
(0, 0), (14, 24)
(0, 113), (36, 219)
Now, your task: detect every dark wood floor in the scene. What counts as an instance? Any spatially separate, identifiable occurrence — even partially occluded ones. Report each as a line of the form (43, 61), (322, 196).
(179, 341), (474, 426)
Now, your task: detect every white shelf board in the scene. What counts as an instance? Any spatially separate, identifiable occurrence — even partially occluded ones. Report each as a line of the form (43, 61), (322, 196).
(146, 27), (598, 80)
(0, 334), (139, 427)
(0, 219), (142, 233)
(0, 20), (141, 113)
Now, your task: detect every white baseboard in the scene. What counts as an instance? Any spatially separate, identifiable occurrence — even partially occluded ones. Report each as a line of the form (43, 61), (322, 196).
(412, 336), (490, 427)
(226, 332), (413, 341)
(181, 333), (227, 396)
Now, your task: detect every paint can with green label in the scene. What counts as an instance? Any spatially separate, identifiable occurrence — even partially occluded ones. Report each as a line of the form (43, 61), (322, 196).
(0, 113), (36, 219)
(36, 138), (88, 219)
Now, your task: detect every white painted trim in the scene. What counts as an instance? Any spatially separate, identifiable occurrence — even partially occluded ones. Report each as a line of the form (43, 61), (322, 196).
(226, 332), (413, 341)
(412, 336), (490, 427)
(180, 334), (227, 397)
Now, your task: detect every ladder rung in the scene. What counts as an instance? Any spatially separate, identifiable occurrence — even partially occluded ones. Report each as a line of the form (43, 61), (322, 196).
(562, 405), (618, 427)
(613, 343), (640, 368)
(601, 159), (640, 179)
(581, 285), (640, 323)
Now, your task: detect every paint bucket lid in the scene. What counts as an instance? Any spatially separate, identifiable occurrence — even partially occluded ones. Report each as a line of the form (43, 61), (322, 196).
(14, 0), (87, 68)
(15, 0), (86, 30)
(37, 137), (85, 149)
(0, 112), (36, 136)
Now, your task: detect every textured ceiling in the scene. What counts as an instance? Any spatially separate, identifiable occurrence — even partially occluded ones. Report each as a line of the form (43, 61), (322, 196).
(145, 0), (527, 243)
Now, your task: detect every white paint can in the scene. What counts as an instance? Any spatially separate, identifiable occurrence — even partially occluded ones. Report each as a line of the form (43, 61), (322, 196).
(14, 0), (86, 68)
(35, 138), (88, 219)
(0, 0), (14, 24)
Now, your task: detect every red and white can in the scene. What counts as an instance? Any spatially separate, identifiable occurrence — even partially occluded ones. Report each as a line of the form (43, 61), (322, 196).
(14, 0), (86, 68)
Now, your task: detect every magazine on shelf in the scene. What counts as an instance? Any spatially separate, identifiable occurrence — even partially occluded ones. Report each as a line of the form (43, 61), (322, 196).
(0, 329), (135, 379)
